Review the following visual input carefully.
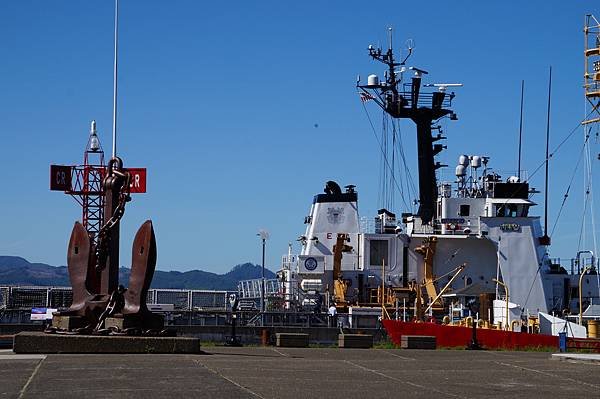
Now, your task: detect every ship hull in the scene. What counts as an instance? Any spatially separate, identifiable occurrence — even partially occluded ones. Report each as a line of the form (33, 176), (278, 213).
(383, 320), (558, 350)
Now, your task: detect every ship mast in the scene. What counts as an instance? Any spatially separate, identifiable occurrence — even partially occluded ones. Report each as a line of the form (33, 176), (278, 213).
(358, 31), (460, 225)
(584, 14), (600, 123)
(582, 14), (600, 260)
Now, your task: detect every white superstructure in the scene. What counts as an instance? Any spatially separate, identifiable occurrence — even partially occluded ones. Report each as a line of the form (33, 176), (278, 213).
(279, 157), (600, 318)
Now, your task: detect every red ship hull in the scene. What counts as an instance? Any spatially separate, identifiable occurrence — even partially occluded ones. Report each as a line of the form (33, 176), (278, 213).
(383, 320), (558, 350)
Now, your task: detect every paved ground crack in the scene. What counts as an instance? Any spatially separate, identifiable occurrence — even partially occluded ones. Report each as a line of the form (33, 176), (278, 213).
(18, 357), (45, 399)
(495, 361), (600, 390)
(381, 350), (415, 360)
(343, 360), (465, 398)
(193, 359), (266, 398)
(271, 348), (289, 357)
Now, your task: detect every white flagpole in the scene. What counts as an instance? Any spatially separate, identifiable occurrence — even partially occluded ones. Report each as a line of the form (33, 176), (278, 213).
(111, 0), (119, 159)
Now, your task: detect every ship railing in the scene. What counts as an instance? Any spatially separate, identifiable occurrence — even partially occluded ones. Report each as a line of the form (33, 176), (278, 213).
(410, 225), (436, 235)
(237, 278), (282, 300)
(243, 310), (328, 328)
(549, 257), (599, 275)
(147, 289), (232, 311)
(280, 255), (298, 270)
(400, 84), (453, 108)
(360, 217), (375, 233)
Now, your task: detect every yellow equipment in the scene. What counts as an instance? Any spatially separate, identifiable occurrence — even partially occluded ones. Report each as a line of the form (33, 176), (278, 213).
(332, 233), (353, 307)
(415, 236), (439, 305)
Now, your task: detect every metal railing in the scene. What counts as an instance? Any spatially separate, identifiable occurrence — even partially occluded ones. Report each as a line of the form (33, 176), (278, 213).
(0, 286), (233, 311)
(237, 279), (282, 299)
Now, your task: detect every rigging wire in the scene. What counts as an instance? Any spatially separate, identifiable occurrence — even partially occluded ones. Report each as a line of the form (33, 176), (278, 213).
(361, 97), (411, 210)
(381, 113), (389, 208)
(527, 108), (597, 181)
(391, 116), (397, 210)
(509, 111), (598, 311)
(583, 129), (600, 300)
(550, 133), (589, 236)
(393, 119), (418, 211)
(584, 128), (598, 258)
(576, 182), (592, 253)
(521, 262), (543, 311)
(577, 127), (597, 255)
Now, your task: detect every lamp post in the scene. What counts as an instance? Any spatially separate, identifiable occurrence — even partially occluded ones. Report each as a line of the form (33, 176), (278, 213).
(258, 230), (269, 325)
(579, 266), (592, 325)
(492, 278), (509, 331)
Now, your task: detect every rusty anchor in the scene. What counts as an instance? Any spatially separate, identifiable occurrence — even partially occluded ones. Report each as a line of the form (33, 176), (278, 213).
(50, 157), (165, 334)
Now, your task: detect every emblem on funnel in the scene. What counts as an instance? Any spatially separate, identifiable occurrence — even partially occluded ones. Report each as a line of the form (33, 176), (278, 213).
(327, 207), (345, 224)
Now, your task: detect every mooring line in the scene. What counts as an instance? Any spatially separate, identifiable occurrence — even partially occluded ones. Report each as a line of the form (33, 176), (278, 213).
(343, 360), (465, 398)
(193, 360), (266, 399)
(18, 357), (45, 399)
(495, 361), (600, 390)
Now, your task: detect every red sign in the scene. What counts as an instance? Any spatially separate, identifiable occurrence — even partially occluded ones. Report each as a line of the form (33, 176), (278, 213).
(126, 168), (146, 193)
(50, 165), (72, 191)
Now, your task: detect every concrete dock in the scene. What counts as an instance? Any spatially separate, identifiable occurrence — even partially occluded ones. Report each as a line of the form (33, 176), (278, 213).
(1, 347), (598, 398)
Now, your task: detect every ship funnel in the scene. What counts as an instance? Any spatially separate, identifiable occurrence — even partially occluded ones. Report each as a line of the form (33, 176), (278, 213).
(458, 154), (469, 167)
(367, 74), (379, 87)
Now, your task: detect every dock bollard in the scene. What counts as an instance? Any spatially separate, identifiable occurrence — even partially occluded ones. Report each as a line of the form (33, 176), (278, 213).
(261, 329), (270, 345)
(558, 332), (567, 353)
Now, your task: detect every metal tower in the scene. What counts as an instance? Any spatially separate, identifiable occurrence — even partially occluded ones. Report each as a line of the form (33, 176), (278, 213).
(584, 14), (600, 124)
(70, 121), (105, 244)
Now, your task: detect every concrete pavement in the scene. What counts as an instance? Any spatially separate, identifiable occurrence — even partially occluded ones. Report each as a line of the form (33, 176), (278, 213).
(0, 347), (598, 398)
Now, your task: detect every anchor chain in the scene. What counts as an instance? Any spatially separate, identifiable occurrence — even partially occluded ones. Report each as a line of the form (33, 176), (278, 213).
(95, 285), (127, 331)
(95, 157), (131, 271)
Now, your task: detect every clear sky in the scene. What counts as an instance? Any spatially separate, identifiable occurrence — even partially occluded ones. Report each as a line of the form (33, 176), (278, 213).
(1, 1), (598, 273)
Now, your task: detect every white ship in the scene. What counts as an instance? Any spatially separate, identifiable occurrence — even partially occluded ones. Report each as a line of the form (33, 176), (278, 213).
(278, 24), (600, 327)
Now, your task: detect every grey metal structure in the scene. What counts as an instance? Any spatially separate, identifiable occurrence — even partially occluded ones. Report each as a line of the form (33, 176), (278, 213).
(237, 279), (282, 300)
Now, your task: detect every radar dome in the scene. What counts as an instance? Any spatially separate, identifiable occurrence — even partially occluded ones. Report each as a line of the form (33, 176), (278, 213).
(455, 165), (466, 177)
(458, 155), (469, 166)
(367, 74), (379, 87)
(471, 155), (482, 168)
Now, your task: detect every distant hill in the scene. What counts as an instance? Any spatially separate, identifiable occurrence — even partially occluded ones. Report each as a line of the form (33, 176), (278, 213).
(0, 256), (276, 290)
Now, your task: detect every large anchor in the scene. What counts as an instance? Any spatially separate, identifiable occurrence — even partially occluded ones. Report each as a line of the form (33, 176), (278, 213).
(51, 157), (164, 334)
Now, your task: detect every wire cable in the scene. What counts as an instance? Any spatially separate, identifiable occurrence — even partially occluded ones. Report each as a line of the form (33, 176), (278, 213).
(361, 97), (411, 210)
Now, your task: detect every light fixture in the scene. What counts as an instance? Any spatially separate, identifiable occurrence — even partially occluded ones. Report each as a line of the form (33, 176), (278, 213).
(88, 120), (100, 152)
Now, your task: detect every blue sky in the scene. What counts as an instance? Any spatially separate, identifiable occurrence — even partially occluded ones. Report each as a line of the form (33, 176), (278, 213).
(0, 1), (598, 273)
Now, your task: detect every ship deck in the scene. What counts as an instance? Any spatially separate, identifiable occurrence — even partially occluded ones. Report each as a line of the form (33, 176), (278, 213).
(1, 347), (598, 398)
